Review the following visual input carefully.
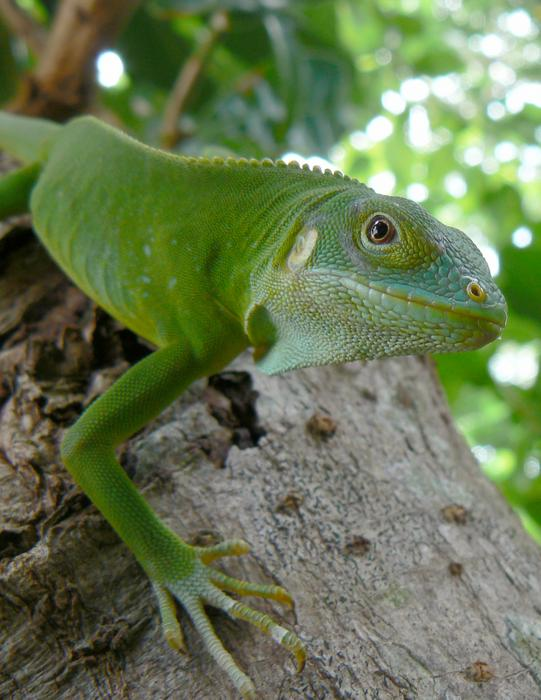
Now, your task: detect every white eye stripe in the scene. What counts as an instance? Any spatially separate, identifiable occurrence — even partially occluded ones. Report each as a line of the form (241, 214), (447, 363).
(287, 227), (318, 271)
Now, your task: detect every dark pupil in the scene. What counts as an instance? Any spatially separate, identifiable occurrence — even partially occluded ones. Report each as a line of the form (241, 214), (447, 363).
(371, 219), (389, 240)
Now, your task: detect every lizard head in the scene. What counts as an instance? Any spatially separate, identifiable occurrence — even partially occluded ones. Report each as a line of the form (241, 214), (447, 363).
(246, 186), (507, 374)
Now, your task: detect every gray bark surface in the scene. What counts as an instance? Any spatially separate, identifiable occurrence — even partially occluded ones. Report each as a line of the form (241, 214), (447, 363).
(1, 221), (540, 700)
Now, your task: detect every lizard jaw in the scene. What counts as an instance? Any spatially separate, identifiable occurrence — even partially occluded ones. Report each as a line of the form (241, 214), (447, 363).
(330, 273), (507, 349)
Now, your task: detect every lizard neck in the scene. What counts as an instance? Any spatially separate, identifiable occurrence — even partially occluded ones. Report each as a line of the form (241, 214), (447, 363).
(196, 159), (363, 325)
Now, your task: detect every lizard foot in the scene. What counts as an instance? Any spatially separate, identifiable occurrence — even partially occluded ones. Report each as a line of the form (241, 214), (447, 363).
(150, 538), (305, 698)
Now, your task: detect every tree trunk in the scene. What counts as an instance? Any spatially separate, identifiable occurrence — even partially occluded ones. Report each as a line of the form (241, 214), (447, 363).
(1, 215), (540, 700)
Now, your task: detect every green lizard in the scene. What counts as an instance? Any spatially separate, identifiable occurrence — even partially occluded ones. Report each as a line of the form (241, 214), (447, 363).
(0, 111), (507, 697)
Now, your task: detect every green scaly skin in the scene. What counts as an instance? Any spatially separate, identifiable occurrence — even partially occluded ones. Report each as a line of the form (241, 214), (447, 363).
(0, 111), (507, 697)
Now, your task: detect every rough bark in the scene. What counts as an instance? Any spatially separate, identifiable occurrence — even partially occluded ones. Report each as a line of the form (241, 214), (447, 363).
(0, 210), (540, 700)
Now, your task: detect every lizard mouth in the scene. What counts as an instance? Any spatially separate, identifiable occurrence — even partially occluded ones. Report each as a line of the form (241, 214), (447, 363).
(328, 272), (507, 339)
(371, 283), (507, 330)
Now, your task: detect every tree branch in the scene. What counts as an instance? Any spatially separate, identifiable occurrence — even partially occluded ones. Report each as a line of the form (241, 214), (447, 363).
(161, 10), (229, 149)
(11, 0), (141, 120)
(0, 0), (47, 58)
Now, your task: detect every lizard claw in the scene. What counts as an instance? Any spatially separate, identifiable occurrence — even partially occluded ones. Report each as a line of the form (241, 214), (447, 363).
(151, 538), (305, 697)
(195, 537), (251, 564)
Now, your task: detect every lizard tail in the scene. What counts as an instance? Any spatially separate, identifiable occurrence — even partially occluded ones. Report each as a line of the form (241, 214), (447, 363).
(0, 111), (60, 164)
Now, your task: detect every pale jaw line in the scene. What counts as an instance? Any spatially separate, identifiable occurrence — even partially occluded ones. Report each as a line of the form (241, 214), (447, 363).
(316, 268), (503, 332)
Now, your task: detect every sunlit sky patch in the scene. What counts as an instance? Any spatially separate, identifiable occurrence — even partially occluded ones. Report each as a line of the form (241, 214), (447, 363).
(464, 226), (500, 276)
(472, 444), (496, 464)
(511, 226), (533, 248)
(486, 101), (506, 121)
(498, 9), (538, 38)
(401, 0), (421, 13)
(375, 48), (392, 66)
(444, 172), (467, 198)
(406, 183), (429, 202)
(506, 82), (541, 113)
(488, 61), (516, 86)
(280, 152), (340, 173)
(381, 90), (406, 115)
(518, 144), (541, 183)
(431, 73), (463, 104)
(438, 0), (463, 12)
(367, 171), (396, 194)
(471, 445), (516, 481)
(365, 115), (393, 142)
(478, 33), (507, 58)
(494, 141), (517, 162)
(524, 456), (540, 479)
(96, 50), (125, 88)
(407, 105), (431, 149)
(463, 146), (483, 166)
(328, 144), (345, 163)
(480, 157), (499, 175)
(489, 342), (540, 389)
(349, 130), (370, 151)
(480, 245), (500, 276)
(523, 43), (541, 63)
(400, 77), (430, 102)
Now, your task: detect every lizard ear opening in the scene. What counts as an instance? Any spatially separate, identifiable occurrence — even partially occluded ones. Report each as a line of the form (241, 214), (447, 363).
(286, 227), (318, 272)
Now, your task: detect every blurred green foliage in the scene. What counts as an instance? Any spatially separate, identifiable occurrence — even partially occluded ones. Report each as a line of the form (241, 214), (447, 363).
(1, 0), (540, 538)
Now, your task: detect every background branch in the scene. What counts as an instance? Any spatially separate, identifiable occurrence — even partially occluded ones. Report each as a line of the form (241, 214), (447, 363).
(10, 0), (141, 120)
(161, 10), (229, 149)
(0, 0), (47, 57)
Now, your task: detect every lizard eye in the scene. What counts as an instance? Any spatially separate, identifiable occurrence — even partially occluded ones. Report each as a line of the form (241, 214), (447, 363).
(366, 215), (396, 244)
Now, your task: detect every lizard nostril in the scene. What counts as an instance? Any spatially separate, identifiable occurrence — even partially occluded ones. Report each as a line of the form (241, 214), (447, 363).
(466, 280), (487, 303)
